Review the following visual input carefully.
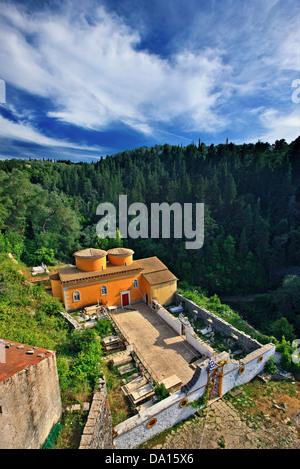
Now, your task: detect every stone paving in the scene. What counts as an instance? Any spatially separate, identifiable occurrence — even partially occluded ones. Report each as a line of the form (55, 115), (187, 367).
(109, 303), (198, 385)
(152, 398), (300, 450)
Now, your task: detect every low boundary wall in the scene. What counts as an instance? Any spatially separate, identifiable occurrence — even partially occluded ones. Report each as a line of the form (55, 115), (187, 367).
(153, 300), (214, 357)
(59, 311), (83, 330)
(113, 343), (275, 449)
(79, 377), (113, 449)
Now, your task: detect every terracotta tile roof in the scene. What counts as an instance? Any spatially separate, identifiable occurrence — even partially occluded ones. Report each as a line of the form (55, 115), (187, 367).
(55, 255), (177, 286)
(135, 256), (168, 273)
(58, 261), (143, 284)
(143, 269), (178, 286)
(0, 339), (55, 382)
(73, 248), (107, 259)
(136, 257), (178, 285)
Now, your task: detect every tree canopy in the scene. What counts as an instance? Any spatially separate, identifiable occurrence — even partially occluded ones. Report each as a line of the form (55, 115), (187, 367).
(0, 137), (299, 337)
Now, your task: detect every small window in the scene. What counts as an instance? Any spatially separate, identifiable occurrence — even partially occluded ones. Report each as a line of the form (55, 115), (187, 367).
(133, 279), (139, 289)
(146, 418), (157, 429)
(73, 291), (81, 302)
(179, 398), (189, 408)
(101, 285), (107, 296)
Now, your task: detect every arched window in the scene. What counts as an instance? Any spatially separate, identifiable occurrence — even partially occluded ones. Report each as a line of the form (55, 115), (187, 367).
(73, 291), (81, 302)
(101, 285), (107, 296)
(133, 279), (139, 289)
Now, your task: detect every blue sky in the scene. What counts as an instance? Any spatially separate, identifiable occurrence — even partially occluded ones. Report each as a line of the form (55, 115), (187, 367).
(0, 0), (299, 161)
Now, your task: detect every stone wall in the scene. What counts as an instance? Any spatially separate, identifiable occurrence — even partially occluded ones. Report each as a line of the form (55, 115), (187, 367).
(153, 300), (182, 335)
(0, 354), (62, 449)
(153, 300), (215, 357)
(113, 342), (275, 449)
(79, 377), (113, 449)
(175, 292), (261, 353)
(59, 311), (83, 330)
(185, 326), (215, 357)
(113, 386), (207, 450)
(221, 343), (275, 395)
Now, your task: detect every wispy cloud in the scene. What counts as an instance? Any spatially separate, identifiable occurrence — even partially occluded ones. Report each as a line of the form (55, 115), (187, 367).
(0, 0), (299, 160)
(0, 114), (105, 152)
(257, 108), (300, 144)
(0, 2), (228, 136)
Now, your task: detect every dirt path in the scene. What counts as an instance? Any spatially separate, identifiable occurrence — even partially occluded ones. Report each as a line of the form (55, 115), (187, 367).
(154, 399), (299, 449)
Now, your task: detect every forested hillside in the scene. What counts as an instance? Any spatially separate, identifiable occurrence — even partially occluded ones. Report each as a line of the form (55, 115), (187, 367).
(0, 137), (299, 340)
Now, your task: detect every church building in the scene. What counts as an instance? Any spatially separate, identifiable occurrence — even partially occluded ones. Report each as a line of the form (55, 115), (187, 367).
(50, 247), (177, 311)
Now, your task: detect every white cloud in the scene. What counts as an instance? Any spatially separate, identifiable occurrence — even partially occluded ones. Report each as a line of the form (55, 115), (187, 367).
(0, 115), (104, 153)
(0, 3), (228, 136)
(0, 0), (299, 150)
(257, 108), (300, 143)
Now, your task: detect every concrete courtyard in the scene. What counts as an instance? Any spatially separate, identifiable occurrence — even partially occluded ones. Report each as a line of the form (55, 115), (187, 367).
(109, 302), (199, 386)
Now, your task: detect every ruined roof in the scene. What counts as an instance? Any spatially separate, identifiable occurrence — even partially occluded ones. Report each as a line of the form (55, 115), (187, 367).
(0, 339), (55, 382)
(73, 248), (107, 259)
(107, 247), (134, 256)
(58, 261), (143, 284)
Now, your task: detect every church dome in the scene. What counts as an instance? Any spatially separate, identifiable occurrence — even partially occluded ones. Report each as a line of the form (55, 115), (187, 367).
(74, 248), (107, 272)
(107, 247), (134, 266)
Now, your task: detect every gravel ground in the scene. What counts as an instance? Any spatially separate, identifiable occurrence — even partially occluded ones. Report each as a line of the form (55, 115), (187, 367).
(145, 381), (300, 450)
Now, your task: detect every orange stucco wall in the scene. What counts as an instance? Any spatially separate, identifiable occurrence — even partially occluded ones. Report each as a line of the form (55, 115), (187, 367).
(50, 279), (63, 301)
(107, 254), (133, 266)
(140, 276), (152, 304)
(151, 280), (177, 306)
(139, 278), (177, 306)
(75, 256), (107, 272)
(63, 273), (143, 310)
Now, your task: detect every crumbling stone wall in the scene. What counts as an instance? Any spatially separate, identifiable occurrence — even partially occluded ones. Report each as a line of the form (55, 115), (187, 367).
(79, 377), (113, 449)
(59, 311), (83, 330)
(175, 292), (261, 353)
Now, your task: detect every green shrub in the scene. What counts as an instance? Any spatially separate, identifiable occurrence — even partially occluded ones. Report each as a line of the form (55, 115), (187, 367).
(154, 382), (170, 401)
(264, 356), (278, 374)
(95, 319), (113, 338)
